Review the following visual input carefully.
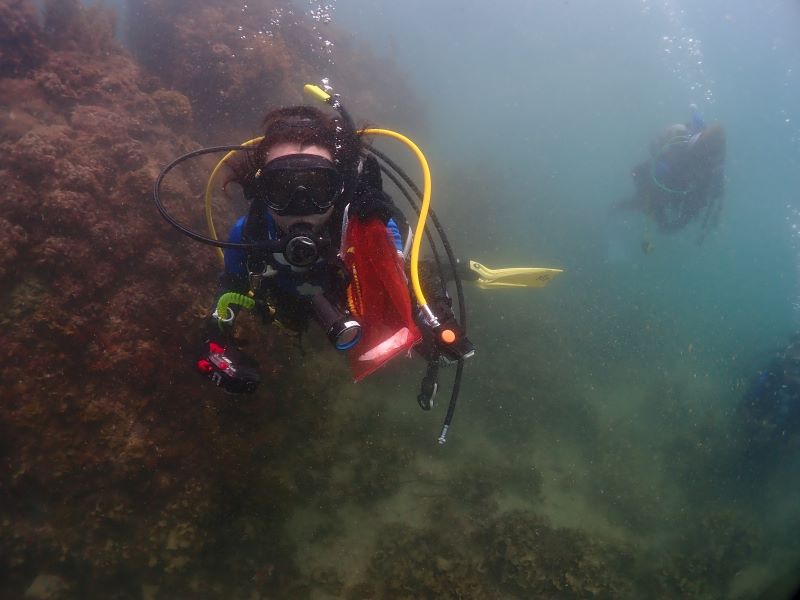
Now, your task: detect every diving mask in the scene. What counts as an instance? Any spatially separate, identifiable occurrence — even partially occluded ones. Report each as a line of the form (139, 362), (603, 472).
(253, 154), (344, 215)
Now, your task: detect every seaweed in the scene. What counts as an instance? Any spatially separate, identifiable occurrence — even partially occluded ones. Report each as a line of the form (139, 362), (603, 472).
(484, 511), (637, 598)
(353, 522), (497, 599)
(0, 0), (47, 77)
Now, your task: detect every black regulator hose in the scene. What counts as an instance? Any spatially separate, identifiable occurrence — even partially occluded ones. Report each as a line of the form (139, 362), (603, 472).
(363, 143), (469, 445)
(152, 145), (284, 252)
(372, 158), (443, 267)
(363, 143), (467, 329)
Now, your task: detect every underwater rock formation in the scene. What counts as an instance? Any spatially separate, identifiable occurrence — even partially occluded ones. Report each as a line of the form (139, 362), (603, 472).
(351, 522), (498, 599)
(0, 0), (47, 76)
(655, 510), (762, 598)
(0, 1), (221, 594)
(0, 0), (421, 596)
(349, 508), (712, 599)
(125, 0), (422, 141)
(485, 511), (636, 598)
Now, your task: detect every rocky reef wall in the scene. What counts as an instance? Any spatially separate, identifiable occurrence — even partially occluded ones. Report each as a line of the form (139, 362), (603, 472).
(0, 0), (422, 596)
(124, 0), (421, 140)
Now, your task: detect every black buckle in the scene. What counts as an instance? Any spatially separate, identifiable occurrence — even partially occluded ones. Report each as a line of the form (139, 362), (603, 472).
(417, 360), (439, 411)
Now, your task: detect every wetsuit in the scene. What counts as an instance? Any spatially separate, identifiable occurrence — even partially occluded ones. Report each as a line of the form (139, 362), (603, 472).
(212, 212), (404, 335)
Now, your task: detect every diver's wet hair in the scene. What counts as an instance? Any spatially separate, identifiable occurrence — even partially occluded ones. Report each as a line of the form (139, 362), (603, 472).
(230, 106), (361, 201)
(260, 106), (338, 156)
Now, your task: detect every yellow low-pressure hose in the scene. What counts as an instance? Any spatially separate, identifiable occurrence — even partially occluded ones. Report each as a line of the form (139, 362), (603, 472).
(301, 85), (433, 315)
(205, 137), (263, 264)
(360, 128), (433, 319)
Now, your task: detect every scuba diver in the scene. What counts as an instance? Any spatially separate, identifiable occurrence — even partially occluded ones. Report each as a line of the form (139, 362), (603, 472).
(193, 104), (427, 393)
(154, 84), (562, 442)
(738, 334), (800, 461)
(613, 106), (726, 244)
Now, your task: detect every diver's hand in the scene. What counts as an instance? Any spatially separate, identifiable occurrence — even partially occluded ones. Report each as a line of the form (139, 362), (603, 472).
(196, 340), (260, 394)
(360, 154), (383, 190)
(350, 185), (396, 223)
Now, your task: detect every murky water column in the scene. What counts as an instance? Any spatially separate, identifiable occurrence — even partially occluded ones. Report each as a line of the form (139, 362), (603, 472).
(307, 1), (337, 65)
(641, 0), (715, 105)
(234, 2), (293, 44)
(234, 0), (339, 87)
(781, 56), (800, 326)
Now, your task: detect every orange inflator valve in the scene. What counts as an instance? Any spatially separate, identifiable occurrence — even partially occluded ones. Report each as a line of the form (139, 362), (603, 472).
(433, 318), (475, 361)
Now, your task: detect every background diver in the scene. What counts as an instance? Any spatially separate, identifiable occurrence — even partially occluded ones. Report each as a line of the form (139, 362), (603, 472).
(738, 334), (800, 465)
(613, 105), (726, 243)
(154, 85), (562, 441)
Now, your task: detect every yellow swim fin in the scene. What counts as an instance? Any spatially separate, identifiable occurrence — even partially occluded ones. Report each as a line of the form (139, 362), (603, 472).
(467, 260), (563, 289)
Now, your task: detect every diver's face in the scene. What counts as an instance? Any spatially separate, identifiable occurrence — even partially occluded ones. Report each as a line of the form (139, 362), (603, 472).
(264, 143), (337, 231)
(266, 142), (332, 163)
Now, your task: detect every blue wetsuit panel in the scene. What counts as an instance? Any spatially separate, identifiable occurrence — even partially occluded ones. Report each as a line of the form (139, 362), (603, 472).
(223, 216), (250, 278)
(386, 218), (403, 253)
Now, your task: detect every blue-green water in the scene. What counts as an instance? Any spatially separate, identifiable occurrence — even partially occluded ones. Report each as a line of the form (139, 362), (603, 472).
(335, 0), (799, 358)
(5, 0), (800, 597)
(327, 0), (800, 595)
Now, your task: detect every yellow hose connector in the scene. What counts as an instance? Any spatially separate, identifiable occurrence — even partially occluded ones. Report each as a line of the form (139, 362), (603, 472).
(303, 83), (331, 104)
